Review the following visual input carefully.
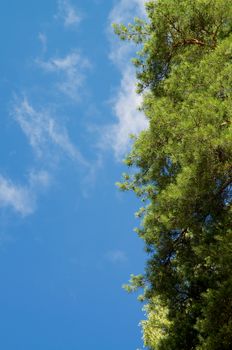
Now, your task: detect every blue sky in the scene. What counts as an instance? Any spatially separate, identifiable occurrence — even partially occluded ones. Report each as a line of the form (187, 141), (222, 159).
(0, 0), (148, 349)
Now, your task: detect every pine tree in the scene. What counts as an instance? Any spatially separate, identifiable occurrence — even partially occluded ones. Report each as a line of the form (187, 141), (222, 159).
(115, 1), (232, 349)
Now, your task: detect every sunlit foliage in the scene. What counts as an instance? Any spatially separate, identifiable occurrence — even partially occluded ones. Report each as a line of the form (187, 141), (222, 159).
(115, 1), (232, 349)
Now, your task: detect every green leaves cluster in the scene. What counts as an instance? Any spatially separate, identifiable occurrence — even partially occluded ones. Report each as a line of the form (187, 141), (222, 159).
(115, 1), (232, 349)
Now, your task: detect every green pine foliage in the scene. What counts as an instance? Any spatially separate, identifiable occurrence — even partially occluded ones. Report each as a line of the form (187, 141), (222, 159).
(115, 1), (232, 349)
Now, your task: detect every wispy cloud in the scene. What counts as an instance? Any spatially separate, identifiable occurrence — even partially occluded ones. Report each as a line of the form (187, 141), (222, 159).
(56, 0), (81, 28)
(13, 97), (87, 166)
(6, 95), (89, 216)
(29, 169), (51, 189)
(0, 175), (34, 216)
(109, 0), (146, 28)
(105, 249), (128, 264)
(103, 0), (148, 159)
(36, 51), (90, 100)
(38, 32), (47, 54)
(108, 0), (146, 69)
(103, 67), (148, 160)
(0, 170), (51, 216)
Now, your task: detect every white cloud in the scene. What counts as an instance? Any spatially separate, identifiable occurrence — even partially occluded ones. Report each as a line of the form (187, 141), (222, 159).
(56, 0), (81, 28)
(108, 0), (146, 69)
(0, 175), (34, 216)
(103, 0), (148, 159)
(0, 169), (52, 216)
(106, 249), (128, 264)
(109, 0), (146, 26)
(36, 51), (90, 100)
(109, 41), (134, 72)
(103, 67), (148, 160)
(13, 97), (87, 166)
